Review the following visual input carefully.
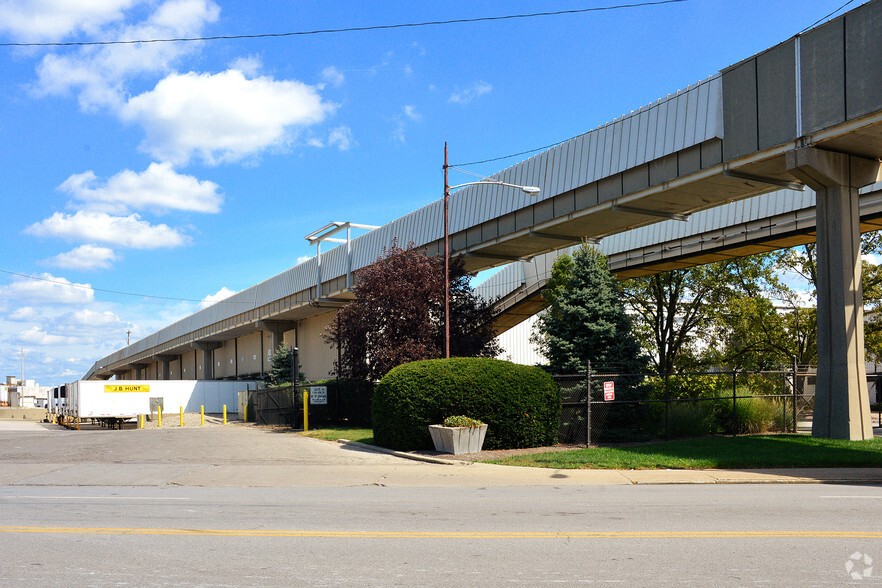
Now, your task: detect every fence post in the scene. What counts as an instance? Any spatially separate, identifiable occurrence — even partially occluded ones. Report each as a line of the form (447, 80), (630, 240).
(291, 346), (299, 385)
(731, 368), (737, 437)
(791, 356), (798, 434)
(664, 371), (670, 442)
(585, 360), (592, 447)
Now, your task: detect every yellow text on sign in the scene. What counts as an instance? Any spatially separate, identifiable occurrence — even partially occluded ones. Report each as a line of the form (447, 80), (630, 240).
(104, 385), (151, 393)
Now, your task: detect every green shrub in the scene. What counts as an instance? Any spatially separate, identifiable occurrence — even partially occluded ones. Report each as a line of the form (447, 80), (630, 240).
(714, 394), (777, 434)
(372, 357), (560, 450)
(771, 400), (795, 432)
(655, 400), (717, 438)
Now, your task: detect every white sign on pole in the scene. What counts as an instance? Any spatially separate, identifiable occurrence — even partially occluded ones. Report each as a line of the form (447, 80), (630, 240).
(603, 381), (615, 401)
(309, 386), (328, 405)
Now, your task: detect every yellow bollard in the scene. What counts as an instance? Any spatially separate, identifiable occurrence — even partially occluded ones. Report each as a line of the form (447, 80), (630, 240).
(303, 390), (309, 432)
(139, 414), (143, 429)
(223, 404), (227, 424)
(157, 408), (162, 428)
(243, 403), (247, 423)
(200, 405), (204, 426)
(180, 406), (184, 427)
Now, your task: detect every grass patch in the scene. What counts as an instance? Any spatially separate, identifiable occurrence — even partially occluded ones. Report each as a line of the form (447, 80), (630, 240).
(485, 435), (882, 470)
(299, 427), (374, 445)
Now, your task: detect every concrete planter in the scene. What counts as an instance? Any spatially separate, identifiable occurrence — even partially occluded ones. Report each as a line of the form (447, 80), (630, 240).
(428, 423), (488, 454)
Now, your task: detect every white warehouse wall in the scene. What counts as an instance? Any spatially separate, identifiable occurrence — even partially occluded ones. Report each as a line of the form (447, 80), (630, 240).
(495, 315), (546, 366)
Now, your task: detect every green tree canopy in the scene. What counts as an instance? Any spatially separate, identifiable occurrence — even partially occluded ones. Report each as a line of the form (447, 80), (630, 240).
(620, 252), (791, 372)
(535, 244), (645, 374)
(324, 242), (500, 381)
(264, 344), (303, 386)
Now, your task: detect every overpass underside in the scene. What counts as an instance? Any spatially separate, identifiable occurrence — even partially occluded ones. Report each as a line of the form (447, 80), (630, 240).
(490, 187), (882, 334)
(86, 1), (882, 440)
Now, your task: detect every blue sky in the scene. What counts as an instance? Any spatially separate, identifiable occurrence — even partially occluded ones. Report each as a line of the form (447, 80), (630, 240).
(0, 0), (856, 386)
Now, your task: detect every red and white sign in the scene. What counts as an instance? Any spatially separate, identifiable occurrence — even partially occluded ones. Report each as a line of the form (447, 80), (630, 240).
(603, 381), (615, 401)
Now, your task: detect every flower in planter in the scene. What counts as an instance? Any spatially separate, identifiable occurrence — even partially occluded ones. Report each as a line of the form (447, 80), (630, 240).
(442, 415), (484, 427)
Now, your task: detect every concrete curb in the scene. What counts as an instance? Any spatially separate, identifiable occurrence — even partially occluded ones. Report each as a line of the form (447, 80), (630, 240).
(337, 439), (466, 466)
(334, 439), (882, 485)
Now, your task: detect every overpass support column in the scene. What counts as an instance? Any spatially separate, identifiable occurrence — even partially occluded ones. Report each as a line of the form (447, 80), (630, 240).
(192, 342), (222, 380)
(157, 355), (177, 380)
(787, 147), (880, 439)
(257, 320), (297, 354)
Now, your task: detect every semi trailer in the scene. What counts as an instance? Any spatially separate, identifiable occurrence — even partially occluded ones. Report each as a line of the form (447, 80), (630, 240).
(50, 380), (259, 429)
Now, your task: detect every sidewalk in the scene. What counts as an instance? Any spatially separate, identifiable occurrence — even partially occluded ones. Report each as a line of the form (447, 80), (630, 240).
(2, 421), (881, 488)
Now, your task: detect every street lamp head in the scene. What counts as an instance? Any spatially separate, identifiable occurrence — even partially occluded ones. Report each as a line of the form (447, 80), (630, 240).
(521, 186), (541, 195)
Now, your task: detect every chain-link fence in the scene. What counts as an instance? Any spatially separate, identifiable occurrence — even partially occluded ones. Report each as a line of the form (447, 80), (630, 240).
(251, 385), (301, 427)
(249, 380), (373, 429)
(555, 364), (832, 444)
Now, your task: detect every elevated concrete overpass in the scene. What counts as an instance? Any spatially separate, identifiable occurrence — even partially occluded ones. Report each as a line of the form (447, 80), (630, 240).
(86, 1), (882, 439)
(486, 183), (882, 332)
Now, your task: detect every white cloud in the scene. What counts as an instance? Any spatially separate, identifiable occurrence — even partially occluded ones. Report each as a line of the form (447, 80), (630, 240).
(0, 0), (139, 41)
(121, 69), (336, 165)
(327, 126), (354, 151)
(449, 81), (493, 104)
(197, 287), (237, 310)
(403, 105), (421, 121)
(8, 307), (39, 321)
(25, 211), (189, 249)
(32, 0), (220, 111)
(43, 244), (120, 271)
(65, 309), (123, 328)
(321, 66), (344, 88)
(392, 106), (421, 144)
(230, 55), (262, 77)
(18, 327), (81, 346)
(59, 162), (223, 215)
(0, 273), (94, 305)
(296, 255), (312, 265)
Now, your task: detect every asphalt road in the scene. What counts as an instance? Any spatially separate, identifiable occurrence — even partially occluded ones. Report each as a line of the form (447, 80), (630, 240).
(1, 421), (881, 586)
(2, 484), (881, 586)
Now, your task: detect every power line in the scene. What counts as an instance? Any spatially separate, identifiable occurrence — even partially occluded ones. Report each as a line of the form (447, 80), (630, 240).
(799, 0), (857, 33)
(451, 0), (860, 169)
(0, 1), (686, 47)
(0, 268), (248, 305)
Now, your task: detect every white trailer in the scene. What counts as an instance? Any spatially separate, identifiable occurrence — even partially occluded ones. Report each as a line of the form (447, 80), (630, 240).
(58, 380), (259, 429)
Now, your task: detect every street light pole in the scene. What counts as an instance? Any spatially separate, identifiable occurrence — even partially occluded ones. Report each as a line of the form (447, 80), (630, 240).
(442, 144), (540, 360)
(443, 142), (451, 359)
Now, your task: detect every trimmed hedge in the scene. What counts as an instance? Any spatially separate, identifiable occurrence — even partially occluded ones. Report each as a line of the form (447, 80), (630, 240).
(372, 357), (561, 451)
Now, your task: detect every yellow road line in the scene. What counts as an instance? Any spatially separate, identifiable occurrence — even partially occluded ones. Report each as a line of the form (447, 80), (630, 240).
(1, 527), (881, 539)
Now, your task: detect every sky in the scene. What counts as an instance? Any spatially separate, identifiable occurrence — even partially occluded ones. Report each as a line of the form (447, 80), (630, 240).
(0, 0), (860, 386)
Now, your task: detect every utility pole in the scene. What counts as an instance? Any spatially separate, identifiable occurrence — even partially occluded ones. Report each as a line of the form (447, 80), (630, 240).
(126, 330), (131, 346)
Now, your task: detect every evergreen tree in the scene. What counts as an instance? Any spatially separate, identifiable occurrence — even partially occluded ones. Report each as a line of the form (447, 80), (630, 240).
(535, 244), (648, 441)
(536, 244), (645, 374)
(264, 345), (303, 386)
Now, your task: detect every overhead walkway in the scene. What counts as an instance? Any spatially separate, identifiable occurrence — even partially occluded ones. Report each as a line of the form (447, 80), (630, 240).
(84, 1), (882, 439)
(484, 183), (882, 333)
